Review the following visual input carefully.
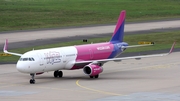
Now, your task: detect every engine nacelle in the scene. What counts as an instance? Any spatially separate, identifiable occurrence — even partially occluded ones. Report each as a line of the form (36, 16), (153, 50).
(83, 64), (103, 76)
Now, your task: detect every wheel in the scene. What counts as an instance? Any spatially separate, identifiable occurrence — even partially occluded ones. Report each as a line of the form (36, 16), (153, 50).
(94, 75), (99, 78)
(90, 76), (94, 78)
(32, 79), (35, 84)
(54, 71), (59, 78)
(30, 73), (35, 84)
(30, 79), (35, 84)
(58, 71), (63, 78)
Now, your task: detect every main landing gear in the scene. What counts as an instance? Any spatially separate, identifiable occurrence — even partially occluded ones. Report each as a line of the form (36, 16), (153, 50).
(90, 74), (99, 79)
(30, 73), (35, 84)
(54, 70), (63, 78)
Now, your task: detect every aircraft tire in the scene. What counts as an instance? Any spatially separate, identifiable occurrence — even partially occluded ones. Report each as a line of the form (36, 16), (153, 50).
(54, 71), (59, 78)
(30, 79), (35, 84)
(90, 76), (94, 78)
(58, 71), (63, 77)
(95, 75), (99, 78)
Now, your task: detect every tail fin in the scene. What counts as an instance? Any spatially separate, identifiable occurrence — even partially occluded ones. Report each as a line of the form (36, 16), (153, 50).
(110, 10), (126, 42)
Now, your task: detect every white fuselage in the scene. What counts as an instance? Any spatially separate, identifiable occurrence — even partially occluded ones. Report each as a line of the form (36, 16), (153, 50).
(16, 46), (77, 73)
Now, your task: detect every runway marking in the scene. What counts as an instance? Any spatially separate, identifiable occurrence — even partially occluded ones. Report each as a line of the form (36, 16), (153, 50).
(34, 85), (97, 94)
(0, 61), (179, 96)
(75, 62), (180, 96)
(76, 79), (124, 96)
(0, 82), (98, 94)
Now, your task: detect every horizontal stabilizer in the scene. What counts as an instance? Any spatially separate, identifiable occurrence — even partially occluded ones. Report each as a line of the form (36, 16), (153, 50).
(121, 44), (154, 49)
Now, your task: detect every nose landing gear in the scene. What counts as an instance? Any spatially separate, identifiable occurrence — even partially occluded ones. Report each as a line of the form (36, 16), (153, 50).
(30, 73), (35, 84)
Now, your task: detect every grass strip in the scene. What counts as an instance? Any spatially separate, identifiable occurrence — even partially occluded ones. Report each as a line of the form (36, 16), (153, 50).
(1, 0), (180, 31)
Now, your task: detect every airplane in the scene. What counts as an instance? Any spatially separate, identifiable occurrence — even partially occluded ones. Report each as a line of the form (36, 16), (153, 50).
(3, 10), (175, 84)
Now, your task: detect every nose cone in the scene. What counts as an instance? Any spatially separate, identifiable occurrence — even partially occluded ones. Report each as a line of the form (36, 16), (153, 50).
(16, 61), (26, 73)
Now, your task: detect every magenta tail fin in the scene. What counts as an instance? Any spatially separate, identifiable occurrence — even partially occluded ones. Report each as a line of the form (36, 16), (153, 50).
(110, 10), (126, 42)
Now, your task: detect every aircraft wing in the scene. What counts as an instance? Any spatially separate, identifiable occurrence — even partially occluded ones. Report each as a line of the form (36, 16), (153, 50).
(75, 42), (175, 64)
(3, 39), (22, 56)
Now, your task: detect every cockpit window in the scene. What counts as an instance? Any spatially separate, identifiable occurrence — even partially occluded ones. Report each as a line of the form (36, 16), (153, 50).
(23, 58), (28, 61)
(19, 58), (22, 61)
(32, 58), (35, 61)
(19, 57), (35, 61)
(29, 58), (32, 61)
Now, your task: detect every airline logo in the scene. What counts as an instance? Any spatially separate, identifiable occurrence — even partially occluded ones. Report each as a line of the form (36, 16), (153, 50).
(97, 46), (110, 50)
(44, 51), (61, 65)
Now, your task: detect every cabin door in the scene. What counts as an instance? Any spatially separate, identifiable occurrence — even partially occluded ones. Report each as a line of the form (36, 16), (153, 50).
(37, 53), (45, 71)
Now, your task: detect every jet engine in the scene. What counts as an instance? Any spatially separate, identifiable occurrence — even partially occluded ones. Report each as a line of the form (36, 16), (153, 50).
(83, 64), (103, 76)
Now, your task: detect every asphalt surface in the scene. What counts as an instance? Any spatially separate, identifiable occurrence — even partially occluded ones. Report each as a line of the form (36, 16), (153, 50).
(0, 52), (180, 101)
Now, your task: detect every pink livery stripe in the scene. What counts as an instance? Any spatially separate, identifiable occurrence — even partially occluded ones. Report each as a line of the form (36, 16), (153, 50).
(75, 42), (114, 61)
(71, 42), (114, 69)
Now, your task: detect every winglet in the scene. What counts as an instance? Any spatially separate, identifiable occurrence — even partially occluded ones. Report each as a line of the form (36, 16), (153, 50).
(3, 39), (8, 52)
(3, 39), (22, 56)
(169, 42), (176, 54)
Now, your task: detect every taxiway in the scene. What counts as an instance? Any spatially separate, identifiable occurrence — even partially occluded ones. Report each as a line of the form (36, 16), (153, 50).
(0, 52), (180, 101)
